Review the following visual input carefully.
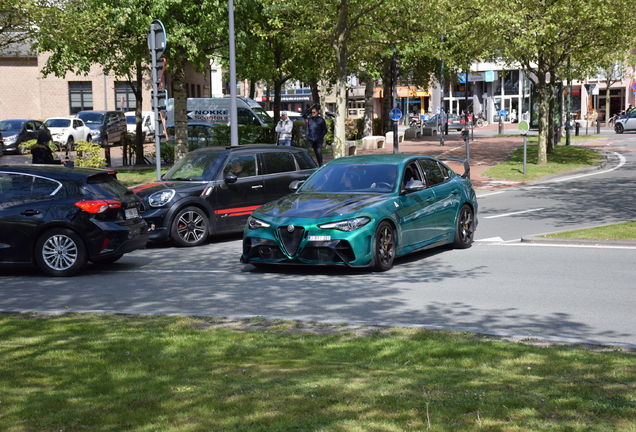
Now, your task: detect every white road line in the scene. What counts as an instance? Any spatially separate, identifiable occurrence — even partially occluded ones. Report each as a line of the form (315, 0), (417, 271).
(501, 242), (636, 250)
(476, 191), (506, 198)
(545, 151), (626, 183)
(483, 208), (544, 219)
(475, 237), (504, 242)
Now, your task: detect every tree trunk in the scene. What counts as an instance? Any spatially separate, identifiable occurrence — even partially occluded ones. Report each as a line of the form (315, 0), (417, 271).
(134, 60), (146, 165)
(382, 60), (392, 136)
(363, 77), (374, 137)
(171, 67), (188, 164)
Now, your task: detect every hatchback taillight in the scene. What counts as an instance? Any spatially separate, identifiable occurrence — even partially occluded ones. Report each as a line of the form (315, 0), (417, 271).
(75, 200), (122, 214)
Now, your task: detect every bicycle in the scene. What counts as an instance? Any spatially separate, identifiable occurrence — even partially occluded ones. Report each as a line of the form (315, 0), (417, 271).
(476, 118), (489, 128)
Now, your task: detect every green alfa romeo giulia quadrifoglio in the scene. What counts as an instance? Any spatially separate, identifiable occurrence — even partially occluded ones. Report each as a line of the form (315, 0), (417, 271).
(241, 154), (477, 271)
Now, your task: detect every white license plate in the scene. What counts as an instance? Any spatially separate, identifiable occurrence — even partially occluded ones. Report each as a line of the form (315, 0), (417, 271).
(124, 208), (139, 219)
(308, 235), (331, 241)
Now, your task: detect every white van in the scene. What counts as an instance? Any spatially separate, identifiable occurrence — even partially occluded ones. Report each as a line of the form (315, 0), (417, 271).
(166, 97), (272, 128)
(125, 111), (154, 141)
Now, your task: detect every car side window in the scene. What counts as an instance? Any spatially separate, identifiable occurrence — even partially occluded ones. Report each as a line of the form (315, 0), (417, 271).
(25, 121), (35, 131)
(294, 151), (317, 170)
(31, 176), (62, 199)
(73, 120), (81, 128)
(262, 152), (296, 174)
(237, 108), (259, 126)
(419, 159), (446, 186)
(0, 173), (33, 201)
(223, 154), (257, 178)
(401, 162), (422, 189)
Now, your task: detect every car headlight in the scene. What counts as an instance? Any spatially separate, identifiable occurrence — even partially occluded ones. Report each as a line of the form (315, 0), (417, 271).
(148, 189), (175, 207)
(4, 134), (17, 144)
(247, 216), (270, 229)
(319, 217), (370, 232)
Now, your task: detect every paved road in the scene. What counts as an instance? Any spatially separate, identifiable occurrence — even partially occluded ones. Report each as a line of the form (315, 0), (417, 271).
(1, 129), (635, 348)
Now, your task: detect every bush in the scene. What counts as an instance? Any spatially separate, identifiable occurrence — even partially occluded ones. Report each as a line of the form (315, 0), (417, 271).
(74, 140), (107, 168)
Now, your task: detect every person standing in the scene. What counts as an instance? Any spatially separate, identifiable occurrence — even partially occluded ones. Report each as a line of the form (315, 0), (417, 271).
(31, 130), (62, 165)
(305, 106), (328, 166)
(275, 111), (293, 146)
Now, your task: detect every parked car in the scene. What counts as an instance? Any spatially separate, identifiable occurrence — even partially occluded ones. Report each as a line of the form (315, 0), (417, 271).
(131, 144), (318, 247)
(0, 132), (4, 157)
(421, 114), (464, 132)
(241, 154), (477, 271)
(125, 111), (154, 142)
(43, 117), (92, 151)
(614, 110), (636, 134)
(0, 164), (148, 277)
(0, 119), (49, 154)
(75, 110), (127, 147)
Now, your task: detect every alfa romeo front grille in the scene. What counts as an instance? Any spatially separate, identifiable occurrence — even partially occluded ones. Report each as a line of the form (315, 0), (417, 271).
(278, 226), (305, 256)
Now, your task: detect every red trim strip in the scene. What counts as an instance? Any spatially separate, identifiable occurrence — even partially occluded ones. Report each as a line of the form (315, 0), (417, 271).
(131, 182), (169, 194)
(214, 205), (261, 216)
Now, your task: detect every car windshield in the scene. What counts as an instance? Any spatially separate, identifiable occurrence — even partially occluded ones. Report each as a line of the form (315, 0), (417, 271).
(44, 119), (71, 128)
(163, 152), (226, 181)
(125, 116), (136, 125)
(76, 112), (105, 125)
(0, 120), (25, 131)
(301, 164), (398, 193)
(252, 107), (273, 124)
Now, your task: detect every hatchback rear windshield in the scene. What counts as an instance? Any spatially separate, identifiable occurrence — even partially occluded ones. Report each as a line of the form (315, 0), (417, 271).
(86, 173), (131, 197)
(77, 112), (105, 125)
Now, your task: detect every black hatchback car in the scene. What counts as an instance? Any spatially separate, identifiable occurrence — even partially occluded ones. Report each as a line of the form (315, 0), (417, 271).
(132, 145), (318, 246)
(0, 165), (148, 276)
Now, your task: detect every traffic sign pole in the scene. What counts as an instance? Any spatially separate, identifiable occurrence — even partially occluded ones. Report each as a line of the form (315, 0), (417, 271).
(148, 19), (166, 180)
(390, 108), (402, 154)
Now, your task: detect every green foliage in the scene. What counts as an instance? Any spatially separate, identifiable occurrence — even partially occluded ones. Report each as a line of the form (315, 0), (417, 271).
(159, 125), (273, 164)
(291, 120), (307, 148)
(74, 140), (107, 168)
(345, 118), (364, 140)
(373, 117), (384, 136)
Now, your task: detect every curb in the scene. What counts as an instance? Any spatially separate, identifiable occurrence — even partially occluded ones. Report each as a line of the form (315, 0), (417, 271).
(521, 235), (636, 247)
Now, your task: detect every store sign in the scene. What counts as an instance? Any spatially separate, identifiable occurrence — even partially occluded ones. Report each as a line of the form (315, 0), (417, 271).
(467, 73), (485, 82)
(484, 71), (498, 82)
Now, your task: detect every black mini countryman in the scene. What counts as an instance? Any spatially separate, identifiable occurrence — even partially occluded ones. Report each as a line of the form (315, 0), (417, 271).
(131, 145), (318, 246)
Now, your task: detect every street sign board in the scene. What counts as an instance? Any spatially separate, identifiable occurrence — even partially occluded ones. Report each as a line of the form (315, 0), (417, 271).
(632, 81), (636, 92)
(499, 109), (507, 117)
(148, 19), (167, 58)
(390, 108), (402, 121)
(518, 120), (529, 135)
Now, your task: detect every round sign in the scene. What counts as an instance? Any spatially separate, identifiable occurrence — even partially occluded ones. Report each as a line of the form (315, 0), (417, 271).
(518, 120), (529, 135)
(435, 108), (441, 114)
(631, 81), (636, 92)
(499, 109), (507, 117)
(390, 108), (403, 121)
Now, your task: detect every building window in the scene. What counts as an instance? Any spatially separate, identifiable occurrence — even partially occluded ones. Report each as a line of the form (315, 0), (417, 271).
(69, 82), (93, 114)
(115, 81), (137, 111)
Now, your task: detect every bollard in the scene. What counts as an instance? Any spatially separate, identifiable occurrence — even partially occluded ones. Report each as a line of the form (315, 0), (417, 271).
(596, 120), (601, 134)
(498, 118), (504, 134)
(575, 121), (580, 136)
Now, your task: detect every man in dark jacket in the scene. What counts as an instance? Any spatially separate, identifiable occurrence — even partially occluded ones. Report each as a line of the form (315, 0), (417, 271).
(31, 130), (62, 164)
(305, 106), (328, 166)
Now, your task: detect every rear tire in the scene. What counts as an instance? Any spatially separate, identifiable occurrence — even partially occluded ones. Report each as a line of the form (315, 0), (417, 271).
(372, 221), (395, 271)
(615, 123), (624, 134)
(35, 228), (88, 277)
(66, 136), (75, 152)
(453, 205), (475, 249)
(170, 206), (209, 247)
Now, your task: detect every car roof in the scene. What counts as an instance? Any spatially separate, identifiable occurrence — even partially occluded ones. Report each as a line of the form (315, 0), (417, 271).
(0, 164), (118, 180)
(323, 154), (430, 166)
(188, 144), (308, 155)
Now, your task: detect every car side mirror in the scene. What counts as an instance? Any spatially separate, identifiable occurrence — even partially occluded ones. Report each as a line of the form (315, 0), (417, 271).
(225, 173), (238, 184)
(403, 179), (426, 193)
(289, 180), (304, 192)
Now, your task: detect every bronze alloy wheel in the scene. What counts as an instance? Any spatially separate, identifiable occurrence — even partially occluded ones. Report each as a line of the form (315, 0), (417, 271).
(453, 204), (475, 249)
(373, 221), (395, 271)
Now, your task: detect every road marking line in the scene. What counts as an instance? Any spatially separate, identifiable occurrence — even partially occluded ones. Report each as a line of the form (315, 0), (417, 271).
(476, 191), (506, 198)
(483, 208), (544, 219)
(545, 151), (626, 183)
(108, 270), (230, 273)
(475, 237), (504, 242)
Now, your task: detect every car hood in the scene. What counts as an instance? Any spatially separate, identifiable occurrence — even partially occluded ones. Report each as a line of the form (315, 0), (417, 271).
(256, 192), (388, 219)
(131, 180), (208, 198)
(0, 128), (21, 135)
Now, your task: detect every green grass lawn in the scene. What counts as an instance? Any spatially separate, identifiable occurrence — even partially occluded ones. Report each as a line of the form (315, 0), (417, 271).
(1, 313), (635, 431)
(541, 221), (636, 241)
(480, 144), (601, 182)
(115, 167), (169, 187)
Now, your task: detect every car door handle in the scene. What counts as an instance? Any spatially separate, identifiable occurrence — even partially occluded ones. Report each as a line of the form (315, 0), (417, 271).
(426, 196), (434, 202)
(20, 210), (41, 216)
(252, 185), (263, 189)
(451, 190), (459, 195)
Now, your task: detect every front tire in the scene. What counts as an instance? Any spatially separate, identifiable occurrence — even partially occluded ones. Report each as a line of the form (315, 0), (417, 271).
(372, 221), (395, 271)
(615, 123), (624, 134)
(453, 205), (475, 249)
(66, 136), (75, 152)
(170, 206), (209, 247)
(35, 228), (88, 277)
